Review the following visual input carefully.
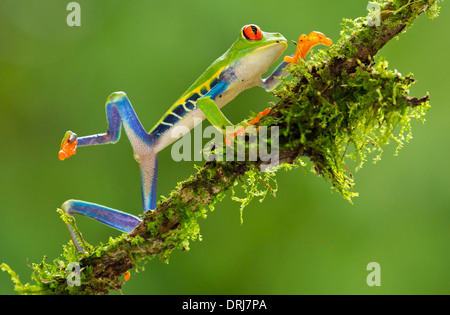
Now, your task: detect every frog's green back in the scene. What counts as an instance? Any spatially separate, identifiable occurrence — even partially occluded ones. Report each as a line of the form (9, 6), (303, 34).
(148, 27), (286, 138)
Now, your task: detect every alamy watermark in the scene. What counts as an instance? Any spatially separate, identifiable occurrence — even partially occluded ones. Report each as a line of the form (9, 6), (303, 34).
(367, 2), (381, 26)
(66, 2), (81, 27)
(366, 262), (381, 286)
(66, 262), (81, 286)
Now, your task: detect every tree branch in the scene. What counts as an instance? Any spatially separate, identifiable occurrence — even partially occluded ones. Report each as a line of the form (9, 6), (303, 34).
(2, 0), (440, 294)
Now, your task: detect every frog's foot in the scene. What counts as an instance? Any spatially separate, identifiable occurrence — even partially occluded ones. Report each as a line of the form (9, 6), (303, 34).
(224, 108), (272, 145)
(284, 31), (332, 63)
(301, 31), (333, 56)
(284, 34), (308, 63)
(59, 131), (78, 161)
(224, 123), (248, 146)
(248, 107), (272, 126)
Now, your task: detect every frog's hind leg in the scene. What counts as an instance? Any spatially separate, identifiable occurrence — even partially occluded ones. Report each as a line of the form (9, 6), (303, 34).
(61, 152), (158, 253)
(59, 91), (159, 252)
(61, 200), (142, 253)
(60, 91), (158, 211)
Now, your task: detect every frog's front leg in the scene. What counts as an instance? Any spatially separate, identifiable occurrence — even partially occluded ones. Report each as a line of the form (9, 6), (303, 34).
(261, 60), (291, 92)
(197, 95), (249, 146)
(59, 92), (159, 252)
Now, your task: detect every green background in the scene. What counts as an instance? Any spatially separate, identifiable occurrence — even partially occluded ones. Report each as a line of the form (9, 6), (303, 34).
(0, 0), (448, 294)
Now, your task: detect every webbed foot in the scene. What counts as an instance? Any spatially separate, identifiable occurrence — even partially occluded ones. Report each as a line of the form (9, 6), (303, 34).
(59, 131), (78, 160)
(284, 31), (332, 63)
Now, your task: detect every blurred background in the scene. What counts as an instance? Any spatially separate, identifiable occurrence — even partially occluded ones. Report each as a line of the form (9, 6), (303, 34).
(0, 0), (448, 294)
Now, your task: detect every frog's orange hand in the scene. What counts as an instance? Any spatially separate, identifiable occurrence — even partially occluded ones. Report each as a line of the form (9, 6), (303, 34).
(59, 131), (78, 161)
(284, 34), (308, 64)
(224, 107), (272, 145)
(284, 31), (332, 63)
(224, 126), (246, 146)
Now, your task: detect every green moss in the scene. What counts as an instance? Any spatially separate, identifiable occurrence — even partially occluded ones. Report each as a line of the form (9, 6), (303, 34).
(267, 0), (433, 202)
(272, 52), (429, 201)
(231, 167), (279, 223)
(0, 263), (43, 295)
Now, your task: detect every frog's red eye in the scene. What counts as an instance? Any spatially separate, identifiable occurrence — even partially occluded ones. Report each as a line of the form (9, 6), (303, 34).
(242, 24), (262, 41)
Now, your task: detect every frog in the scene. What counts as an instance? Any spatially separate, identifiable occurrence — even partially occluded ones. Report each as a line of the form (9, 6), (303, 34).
(58, 24), (332, 252)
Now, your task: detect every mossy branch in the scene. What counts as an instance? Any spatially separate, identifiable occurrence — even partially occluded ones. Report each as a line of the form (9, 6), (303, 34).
(2, 0), (439, 294)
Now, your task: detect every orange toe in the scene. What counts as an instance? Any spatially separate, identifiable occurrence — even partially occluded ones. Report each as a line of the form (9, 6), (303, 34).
(59, 135), (78, 161)
(248, 107), (272, 126)
(248, 117), (260, 125)
(124, 271), (131, 281)
(284, 55), (296, 63)
(286, 31), (332, 63)
(225, 135), (232, 146)
(261, 107), (272, 116)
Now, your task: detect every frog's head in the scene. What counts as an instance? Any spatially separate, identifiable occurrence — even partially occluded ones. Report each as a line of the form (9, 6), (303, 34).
(229, 24), (287, 76)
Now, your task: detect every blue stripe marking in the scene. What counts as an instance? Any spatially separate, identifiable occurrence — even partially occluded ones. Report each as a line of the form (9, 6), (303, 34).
(185, 101), (196, 111)
(208, 80), (229, 100)
(186, 93), (201, 103)
(173, 104), (187, 117)
(163, 113), (179, 125)
(152, 123), (171, 137)
(209, 77), (219, 89)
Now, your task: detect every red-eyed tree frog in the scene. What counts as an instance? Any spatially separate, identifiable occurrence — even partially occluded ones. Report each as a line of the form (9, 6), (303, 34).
(58, 25), (332, 253)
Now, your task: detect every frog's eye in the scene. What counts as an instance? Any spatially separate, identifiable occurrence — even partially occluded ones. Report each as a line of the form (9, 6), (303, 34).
(242, 24), (262, 41)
